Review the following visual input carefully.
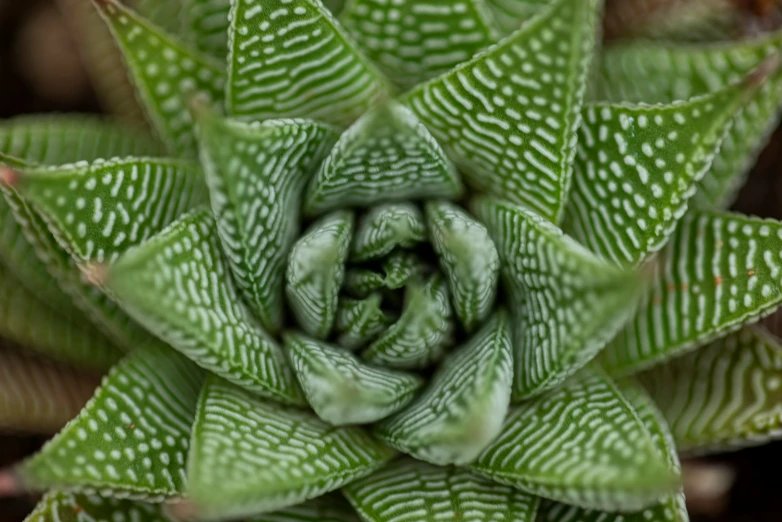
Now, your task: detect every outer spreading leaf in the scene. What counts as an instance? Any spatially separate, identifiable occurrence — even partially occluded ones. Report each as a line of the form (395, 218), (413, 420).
(286, 211), (354, 339)
(469, 367), (679, 512)
(24, 490), (171, 522)
(195, 110), (337, 333)
(363, 274), (454, 369)
(19, 346), (203, 501)
(403, 0), (600, 223)
(426, 200), (499, 331)
(351, 203), (426, 262)
(303, 103), (462, 216)
(473, 197), (643, 400)
(185, 376), (396, 520)
(226, 0), (389, 127)
(596, 30), (782, 208)
(376, 311), (513, 465)
(0, 349), (100, 434)
(603, 210), (782, 376)
(104, 209), (305, 405)
(284, 331), (423, 425)
(335, 294), (393, 349)
(95, 0), (226, 157)
(565, 76), (761, 267)
(639, 326), (782, 454)
(340, 0), (499, 90)
(343, 458), (540, 522)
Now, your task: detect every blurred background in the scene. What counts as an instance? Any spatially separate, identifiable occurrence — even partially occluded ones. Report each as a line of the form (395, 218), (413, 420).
(2, 0), (782, 520)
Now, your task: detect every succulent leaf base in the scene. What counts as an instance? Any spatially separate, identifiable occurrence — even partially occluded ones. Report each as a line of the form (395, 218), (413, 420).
(2, 0), (782, 521)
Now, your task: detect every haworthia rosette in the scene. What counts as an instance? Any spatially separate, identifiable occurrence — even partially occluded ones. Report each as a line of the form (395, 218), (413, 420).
(375, 311), (513, 465)
(473, 197), (644, 400)
(284, 331), (423, 425)
(403, 0), (600, 223)
(24, 490), (172, 522)
(303, 103), (462, 216)
(335, 294), (393, 350)
(343, 458), (540, 522)
(604, 210), (782, 376)
(226, 0), (390, 127)
(350, 203), (426, 262)
(184, 376), (396, 520)
(104, 209), (305, 405)
(363, 274), (454, 369)
(95, 0), (226, 157)
(426, 200), (500, 331)
(469, 367), (679, 512)
(18, 346), (204, 501)
(195, 109), (337, 333)
(286, 210), (354, 339)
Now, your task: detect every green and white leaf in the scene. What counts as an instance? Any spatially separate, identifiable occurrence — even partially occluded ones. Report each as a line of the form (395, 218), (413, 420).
(351, 203), (426, 262)
(195, 110), (337, 333)
(335, 294), (393, 349)
(473, 197), (643, 400)
(363, 274), (454, 369)
(24, 490), (172, 522)
(426, 200), (499, 331)
(19, 346), (203, 501)
(304, 103), (463, 216)
(343, 458), (540, 522)
(469, 366), (680, 512)
(343, 268), (386, 297)
(403, 0), (600, 223)
(226, 0), (389, 127)
(381, 250), (428, 289)
(376, 311), (512, 465)
(603, 210), (782, 376)
(286, 210), (354, 339)
(185, 376), (395, 520)
(284, 331), (423, 425)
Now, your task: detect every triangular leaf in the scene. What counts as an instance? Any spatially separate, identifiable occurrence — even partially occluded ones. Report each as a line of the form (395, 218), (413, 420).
(335, 294), (393, 349)
(403, 0), (600, 223)
(286, 210), (354, 339)
(18, 346), (203, 501)
(24, 490), (171, 522)
(95, 0), (226, 157)
(104, 209), (305, 405)
(473, 197), (644, 400)
(426, 200), (500, 331)
(184, 375), (396, 520)
(363, 274), (454, 369)
(284, 331), (423, 425)
(603, 210), (782, 376)
(226, 0), (389, 127)
(469, 367), (679, 512)
(304, 103), (463, 216)
(195, 110), (337, 333)
(343, 458), (540, 522)
(351, 203), (426, 262)
(375, 311), (513, 465)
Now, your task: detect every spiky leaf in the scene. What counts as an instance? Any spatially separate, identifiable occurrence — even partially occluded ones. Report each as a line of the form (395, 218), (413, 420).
(351, 203), (426, 262)
(335, 294), (393, 349)
(185, 375), (395, 520)
(24, 490), (171, 522)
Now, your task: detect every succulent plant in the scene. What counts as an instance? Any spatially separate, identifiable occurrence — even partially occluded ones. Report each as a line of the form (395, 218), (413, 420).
(2, 0), (782, 521)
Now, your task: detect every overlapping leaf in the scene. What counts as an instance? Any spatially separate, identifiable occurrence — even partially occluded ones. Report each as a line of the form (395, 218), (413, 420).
(24, 490), (171, 522)
(350, 203), (426, 262)
(335, 294), (393, 349)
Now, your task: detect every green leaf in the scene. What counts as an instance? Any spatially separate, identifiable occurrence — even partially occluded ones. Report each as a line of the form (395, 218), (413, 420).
(403, 0), (600, 223)
(226, 0), (390, 127)
(375, 311), (513, 465)
(183, 0), (231, 58)
(195, 110), (338, 333)
(95, 0), (226, 157)
(426, 200), (499, 331)
(469, 367), (680, 512)
(362, 274), (454, 369)
(564, 75), (762, 267)
(284, 331), (423, 425)
(104, 209), (305, 406)
(24, 490), (171, 522)
(485, 0), (548, 34)
(0, 349), (100, 434)
(472, 197), (644, 400)
(381, 250), (428, 289)
(340, 0), (499, 91)
(603, 210), (782, 376)
(134, 0), (189, 37)
(596, 30), (782, 208)
(639, 325), (782, 454)
(343, 269), (386, 298)
(351, 203), (426, 262)
(248, 495), (361, 522)
(286, 210), (354, 339)
(335, 294), (393, 349)
(18, 346), (203, 501)
(185, 375), (396, 520)
(343, 458), (540, 522)
(303, 103), (463, 216)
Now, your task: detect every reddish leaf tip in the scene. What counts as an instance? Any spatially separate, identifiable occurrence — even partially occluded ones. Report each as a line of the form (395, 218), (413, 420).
(0, 470), (21, 497)
(165, 499), (197, 521)
(0, 167), (19, 187)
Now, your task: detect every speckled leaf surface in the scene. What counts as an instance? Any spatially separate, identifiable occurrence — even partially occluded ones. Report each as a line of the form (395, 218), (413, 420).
(24, 490), (172, 522)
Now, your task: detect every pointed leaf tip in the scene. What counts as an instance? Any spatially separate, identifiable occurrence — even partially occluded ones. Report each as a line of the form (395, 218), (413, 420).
(0, 166), (18, 187)
(0, 470), (21, 497)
